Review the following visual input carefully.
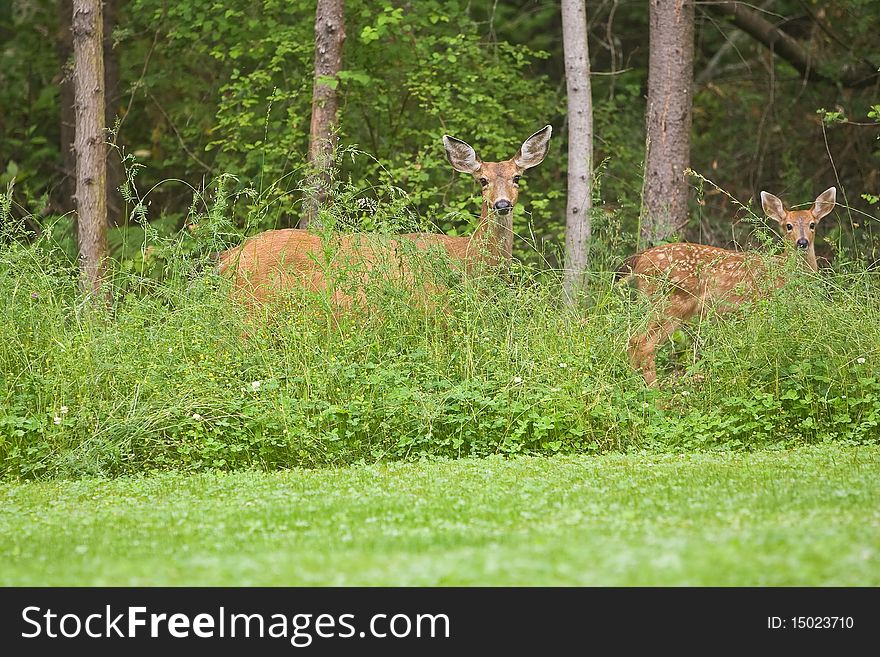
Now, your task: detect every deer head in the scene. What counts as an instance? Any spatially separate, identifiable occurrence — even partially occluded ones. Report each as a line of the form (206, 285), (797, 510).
(441, 126), (551, 263)
(761, 187), (836, 271)
(442, 126), (552, 216)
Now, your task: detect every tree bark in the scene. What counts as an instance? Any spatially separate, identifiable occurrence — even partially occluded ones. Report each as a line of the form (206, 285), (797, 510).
(300, 0), (346, 229)
(707, 2), (880, 89)
(561, 0), (593, 303)
(642, 0), (694, 245)
(72, 0), (109, 297)
(60, 0), (120, 224)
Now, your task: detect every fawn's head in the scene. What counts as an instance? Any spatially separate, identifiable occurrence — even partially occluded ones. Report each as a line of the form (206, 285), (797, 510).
(761, 187), (836, 265)
(442, 125), (552, 216)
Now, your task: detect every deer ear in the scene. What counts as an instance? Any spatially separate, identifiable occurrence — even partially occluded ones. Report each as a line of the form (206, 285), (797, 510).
(760, 191), (786, 224)
(514, 125), (552, 169)
(443, 135), (481, 174)
(811, 187), (836, 221)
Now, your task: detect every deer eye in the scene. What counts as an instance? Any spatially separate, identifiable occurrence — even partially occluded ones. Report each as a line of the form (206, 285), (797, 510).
(809, 222), (816, 230)
(479, 178), (489, 187)
(513, 175), (521, 185)
(786, 223), (793, 231)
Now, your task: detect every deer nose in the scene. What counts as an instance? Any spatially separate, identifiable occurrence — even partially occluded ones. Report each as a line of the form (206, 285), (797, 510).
(796, 238), (809, 249)
(493, 199), (513, 214)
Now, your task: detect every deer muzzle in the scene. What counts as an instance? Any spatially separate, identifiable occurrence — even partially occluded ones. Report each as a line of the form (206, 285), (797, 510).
(493, 199), (513, 214)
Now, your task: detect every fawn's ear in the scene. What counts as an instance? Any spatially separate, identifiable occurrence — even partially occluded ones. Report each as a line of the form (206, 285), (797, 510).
(514, 125), (552, 170)
(760, 191), (787, 224)
(443, 135), (481, 174)
(811, 187), (836, 221)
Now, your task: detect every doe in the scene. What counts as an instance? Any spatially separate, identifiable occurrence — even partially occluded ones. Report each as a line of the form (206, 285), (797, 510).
(218, 127), (552, 305)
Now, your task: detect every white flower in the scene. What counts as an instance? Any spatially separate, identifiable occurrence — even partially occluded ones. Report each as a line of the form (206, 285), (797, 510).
(60, 406), (69, 415)
(192, 413), (203, 421)
(681, 390), (690, 397)
(53, 416), (62, 425)
(559, 362), (567, 369)
(857, 357), (866, 365)
(168, 347), (173, 354)
(251, 380), (262, 391)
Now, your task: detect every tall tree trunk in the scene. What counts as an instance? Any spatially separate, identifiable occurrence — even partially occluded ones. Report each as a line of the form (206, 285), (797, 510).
(561, 0), (593, 304)
(642, 0), (694, 245)
(59, 0), (120, 224)
(300, 0), (346, 229)
(72, 0), (109, 297)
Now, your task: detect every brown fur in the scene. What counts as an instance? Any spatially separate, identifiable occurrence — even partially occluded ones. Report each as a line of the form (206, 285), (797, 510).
(218, 126), (552, 308)
(622, 188), (836, 386)
(218, 229), (408, 308)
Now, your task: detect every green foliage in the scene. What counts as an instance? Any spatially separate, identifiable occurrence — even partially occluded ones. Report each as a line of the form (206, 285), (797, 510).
(2, 445), (879, 585)
(112, 0), (562, 246)
(3, 0), (879, 268)
(2, 0), (880, 483)
(1, 171), (878, 480)
(0, 1), (63, 211)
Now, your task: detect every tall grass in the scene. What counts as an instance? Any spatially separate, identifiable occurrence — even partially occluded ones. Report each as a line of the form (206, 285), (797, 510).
(1, 173), (879, 480)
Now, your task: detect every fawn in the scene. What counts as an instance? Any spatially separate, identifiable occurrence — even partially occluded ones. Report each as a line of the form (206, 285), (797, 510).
(618, 187), (837, 386)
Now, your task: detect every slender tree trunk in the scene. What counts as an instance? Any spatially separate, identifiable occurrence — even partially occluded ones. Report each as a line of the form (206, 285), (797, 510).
(72, 0), (109, 296)
(642, 0), (694, 245)
(561, 0), (593, 304)
(60, 0), (120, 224)
(300, 0), (346, 229)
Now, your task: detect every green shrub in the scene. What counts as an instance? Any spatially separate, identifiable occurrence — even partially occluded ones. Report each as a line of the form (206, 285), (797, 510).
(1, 173), (878, 480)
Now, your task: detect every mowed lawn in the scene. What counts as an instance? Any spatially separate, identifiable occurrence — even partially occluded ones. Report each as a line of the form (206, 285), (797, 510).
(1, 444), (878, 586)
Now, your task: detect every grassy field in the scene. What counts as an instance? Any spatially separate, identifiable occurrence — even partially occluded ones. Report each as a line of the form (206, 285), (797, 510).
(2, 443), (877, 586)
